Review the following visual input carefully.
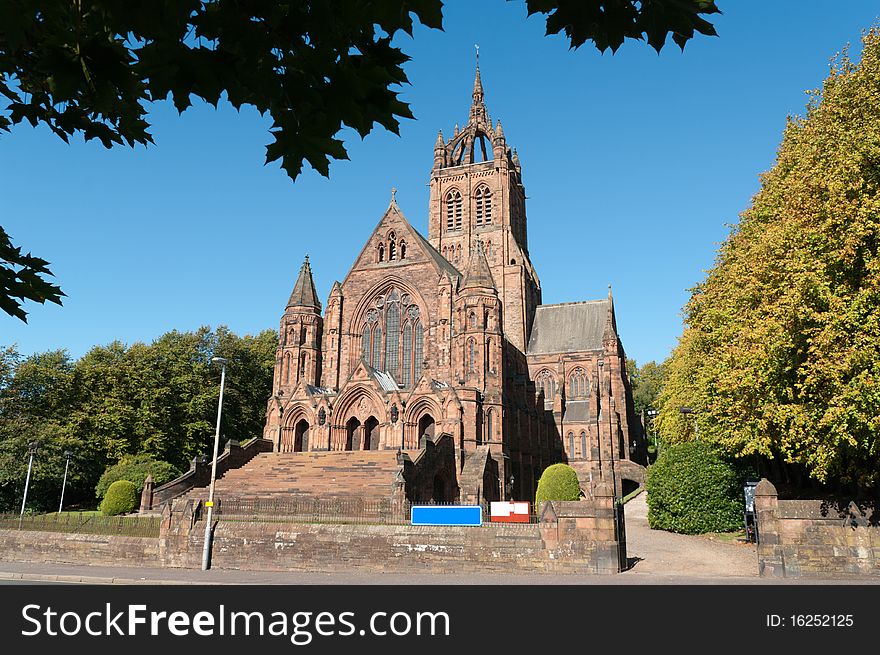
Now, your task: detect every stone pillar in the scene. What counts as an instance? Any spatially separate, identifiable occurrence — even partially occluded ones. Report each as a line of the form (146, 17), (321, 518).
(755, 478), (783, 577)
(140, 475), (154, 512)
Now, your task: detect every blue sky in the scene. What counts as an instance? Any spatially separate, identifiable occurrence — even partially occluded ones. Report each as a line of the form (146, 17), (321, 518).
(2, 2), (879, 366)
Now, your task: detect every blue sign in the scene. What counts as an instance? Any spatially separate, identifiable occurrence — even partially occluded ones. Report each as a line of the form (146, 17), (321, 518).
(410, 505), (482, 527)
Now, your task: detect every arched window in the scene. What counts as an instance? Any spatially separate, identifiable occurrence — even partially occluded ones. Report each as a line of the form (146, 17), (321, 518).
(402, 322), (413, 387)
(378, 244), (385, 262)
(486, 338), (494, 373)
(399, 241), (407, 260)
(467, 338), (476, 372)
(569, 368), (588, 398)
(446, 190), (463, 230)
(474, 186), (492, 225)
(486, 410), (493, 441)
(389, 240), (397, 260)
(362, 325), (370, 362)
(568, 432), (575, 458)
(537, 371), (556, 403)
(385, 303), (399, 378)
(414, 321), (424, 381)
(580, 431), (588, 460)
(371, 325), (382, 369)
(456, 244), (462, 263)
(284, 352), (291, 384)
(468, 311), (477, 330)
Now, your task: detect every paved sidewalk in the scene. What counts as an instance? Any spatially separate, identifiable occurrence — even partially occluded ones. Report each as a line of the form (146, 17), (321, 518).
(622, 491), (759, 578)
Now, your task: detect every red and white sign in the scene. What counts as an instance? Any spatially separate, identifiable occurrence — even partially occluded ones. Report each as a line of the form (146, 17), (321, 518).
(489, 501), (531, 523)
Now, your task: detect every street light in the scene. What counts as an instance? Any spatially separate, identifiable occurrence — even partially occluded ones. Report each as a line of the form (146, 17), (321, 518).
(679, 406), (699, 440)
(646, 409), (660, 452)
(19, 440), (41, 529)
(202, 356), (228, 571)
(58, 450), (73, 514)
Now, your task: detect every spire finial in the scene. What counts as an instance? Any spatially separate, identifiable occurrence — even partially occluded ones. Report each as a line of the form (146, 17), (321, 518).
(391, 187), (397, 204)
(475, 43), (480, 69)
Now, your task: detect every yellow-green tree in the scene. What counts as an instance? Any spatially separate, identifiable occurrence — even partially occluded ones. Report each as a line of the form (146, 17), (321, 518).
(657, 28), (880, 491)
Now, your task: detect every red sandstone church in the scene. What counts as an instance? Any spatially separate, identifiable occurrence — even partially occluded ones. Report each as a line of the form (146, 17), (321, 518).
(261, 67), (646, 504)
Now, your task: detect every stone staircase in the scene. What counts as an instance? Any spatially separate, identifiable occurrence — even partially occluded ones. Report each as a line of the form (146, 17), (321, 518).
(174, 450), (409, 506)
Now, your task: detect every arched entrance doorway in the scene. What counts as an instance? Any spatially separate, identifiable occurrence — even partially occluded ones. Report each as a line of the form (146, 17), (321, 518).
(364, 416), (380, 450)
(417, 414), (435, 444)
(294, 419), (309, 452)
(345, 417), (360, 451)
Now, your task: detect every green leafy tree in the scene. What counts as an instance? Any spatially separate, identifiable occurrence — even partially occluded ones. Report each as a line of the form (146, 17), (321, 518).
(95, 454), (179, 499)
(627, 357), (666, 416)
(0, 325), (277, 510)
(0, 1), (718, 319)
(657, 27), (880, 492)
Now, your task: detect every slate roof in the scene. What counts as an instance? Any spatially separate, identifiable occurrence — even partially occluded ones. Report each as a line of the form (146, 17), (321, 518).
(366, 365), (400, 392)
(407, 222), (460, 280)
(526, 300), (610, 355)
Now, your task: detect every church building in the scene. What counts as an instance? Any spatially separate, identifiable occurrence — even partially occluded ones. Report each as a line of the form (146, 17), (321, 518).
(263, 66), (644, 503)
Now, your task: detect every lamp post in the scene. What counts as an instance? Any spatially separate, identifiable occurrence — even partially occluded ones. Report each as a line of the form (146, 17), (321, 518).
(201, 356), (228, 571)
(19, 440), (41, 529)
(646, 409), (659, 453)
(58, 450), (73, 514)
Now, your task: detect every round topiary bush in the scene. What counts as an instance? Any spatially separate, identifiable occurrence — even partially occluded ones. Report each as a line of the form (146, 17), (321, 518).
(100, 480), (138, 516)
(535, 463), (582, 508)
(646, 441), (745, 534)
(96, 454), (179, 499)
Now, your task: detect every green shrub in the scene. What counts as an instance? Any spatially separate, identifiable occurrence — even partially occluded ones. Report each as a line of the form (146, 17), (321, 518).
(646, 441), (745, 534)
(535, 463), (582, 508)
(96, 454), (179, 499)
(99, 480), (138, 516)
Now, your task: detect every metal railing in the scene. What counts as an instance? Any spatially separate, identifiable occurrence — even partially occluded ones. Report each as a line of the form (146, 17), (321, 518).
(214, 496), (503, 526)
(0, 512), (161, 538)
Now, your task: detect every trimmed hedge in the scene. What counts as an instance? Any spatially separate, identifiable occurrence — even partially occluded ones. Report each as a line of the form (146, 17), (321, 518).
(96, 454), (179, 499)
(535, 463), (582, 508)
(646, 441), (745, 534)
(99, 480), (138, 516)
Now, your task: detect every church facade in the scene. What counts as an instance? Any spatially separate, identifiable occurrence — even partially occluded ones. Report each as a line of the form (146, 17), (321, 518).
(263, 67), (643, 503)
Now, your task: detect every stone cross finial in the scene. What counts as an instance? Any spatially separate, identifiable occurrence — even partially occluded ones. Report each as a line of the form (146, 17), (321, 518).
(475, 43), (480, 67)
(391, 187), (397, 204)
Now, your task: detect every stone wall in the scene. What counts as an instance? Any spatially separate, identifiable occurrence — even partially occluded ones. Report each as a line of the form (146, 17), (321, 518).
(0, 488), (624, 575)
(755, 478), (880, 578)
(0, 530), (159, 566)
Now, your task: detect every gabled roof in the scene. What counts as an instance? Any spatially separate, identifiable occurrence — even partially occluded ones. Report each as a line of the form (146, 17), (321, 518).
(527, 300), (610, 355)
(343, 199), (460, 285)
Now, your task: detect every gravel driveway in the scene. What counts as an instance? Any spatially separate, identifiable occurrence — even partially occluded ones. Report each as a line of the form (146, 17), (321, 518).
(623, 491), (758, 578)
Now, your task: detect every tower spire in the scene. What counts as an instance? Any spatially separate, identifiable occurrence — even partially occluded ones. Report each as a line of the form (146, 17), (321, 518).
(470, 47), (488, 126)
(287, 255), (321, 310)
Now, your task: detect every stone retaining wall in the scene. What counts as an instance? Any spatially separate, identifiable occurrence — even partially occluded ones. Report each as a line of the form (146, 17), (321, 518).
(0, 530), (159, 566)
(0, 484), (625, 575)
(755, 478), (880, 578)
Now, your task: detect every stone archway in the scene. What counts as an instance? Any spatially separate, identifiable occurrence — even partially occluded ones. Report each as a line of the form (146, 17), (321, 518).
(345, 417), (361, 451)
(418, 414), (435, 444)
(294, 419), (310, 452)
(364, 416), (380, 450)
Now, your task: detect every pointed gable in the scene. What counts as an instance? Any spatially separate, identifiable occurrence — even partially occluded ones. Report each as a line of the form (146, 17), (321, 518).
(343, 198), (459, 284)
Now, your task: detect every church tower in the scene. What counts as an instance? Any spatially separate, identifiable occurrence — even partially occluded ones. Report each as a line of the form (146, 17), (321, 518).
(428, 64), (541, 352)
(275, 256), (323, 393)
